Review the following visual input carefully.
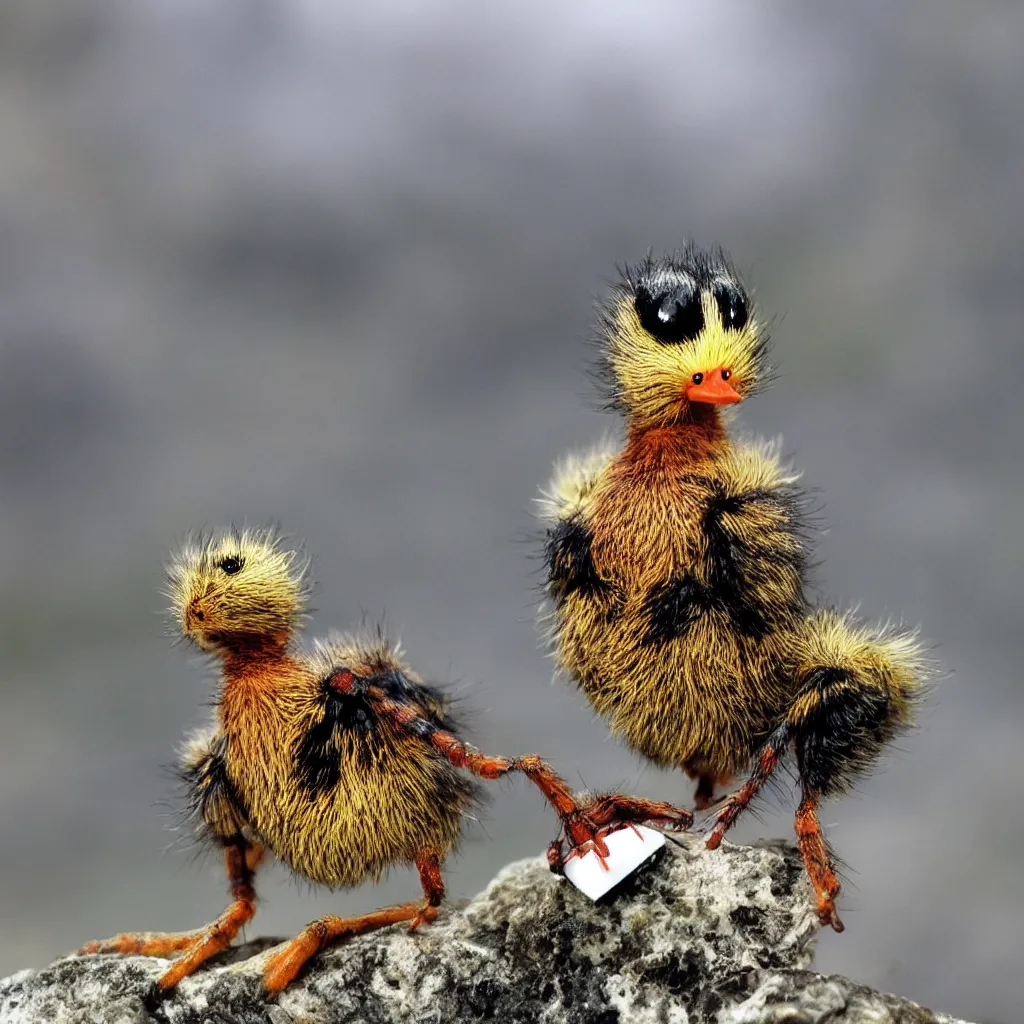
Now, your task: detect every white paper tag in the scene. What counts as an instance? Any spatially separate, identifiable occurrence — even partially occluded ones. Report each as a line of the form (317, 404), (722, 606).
(561, 825), (666, 900)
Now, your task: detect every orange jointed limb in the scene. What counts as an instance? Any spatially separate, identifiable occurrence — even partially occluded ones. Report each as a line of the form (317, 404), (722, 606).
(156, 841), (261, 990)
(356, 677), (692, 863)
(363, 685), (589, 830)
(547, 793), (694, 872)
(155, 895), (256, 991)
(369, 688), (607, 854)
(706, 730), (787, 849)
(262, 847), (445, 995)
(583, 793), (693, 832)
(412, 846), (446, 925)
(79, 841), (262, 975)
(794, 791), (844, 932)
(262, 904), (429, 995)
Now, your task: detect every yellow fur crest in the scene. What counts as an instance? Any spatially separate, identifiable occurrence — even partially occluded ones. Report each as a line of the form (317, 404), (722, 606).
(166, 527), (310, 650)
(719, 437), (802, 491)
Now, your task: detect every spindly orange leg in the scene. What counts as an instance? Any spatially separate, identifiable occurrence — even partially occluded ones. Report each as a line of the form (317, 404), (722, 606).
(702, 732), (845, 933)
(504, 754), (689, 865)
(795, 790), (844, 932)
(80, 841), (263, 992)
(706, 727), (788, 850)
(262, 847), (445, 995)
(344, 671), (692, 867)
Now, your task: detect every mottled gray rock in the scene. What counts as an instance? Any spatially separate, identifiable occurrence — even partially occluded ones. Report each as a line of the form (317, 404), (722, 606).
(0, 837), (968, 1024)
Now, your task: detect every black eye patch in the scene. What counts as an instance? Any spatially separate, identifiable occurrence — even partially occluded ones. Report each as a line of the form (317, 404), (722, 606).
(634, 285), (704, 344)
(712, 281), (749, 331)
(218, 556), (243, 575)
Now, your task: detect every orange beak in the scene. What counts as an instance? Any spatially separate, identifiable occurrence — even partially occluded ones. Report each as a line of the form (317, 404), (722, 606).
(685, 369), (742, 405)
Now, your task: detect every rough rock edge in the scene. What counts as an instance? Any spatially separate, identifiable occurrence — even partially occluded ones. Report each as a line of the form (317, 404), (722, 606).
(0, 837), (971, 1024)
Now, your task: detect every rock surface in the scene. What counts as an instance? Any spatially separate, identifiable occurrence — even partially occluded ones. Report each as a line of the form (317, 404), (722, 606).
(0, 837), (968, 1024)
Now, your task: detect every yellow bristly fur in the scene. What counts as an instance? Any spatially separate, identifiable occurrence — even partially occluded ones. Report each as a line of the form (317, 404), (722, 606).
(170, 532), (475, 889)
(536, 441), (617, 521)
(166, 527), (310, 650)
(542, 249), (928, 796)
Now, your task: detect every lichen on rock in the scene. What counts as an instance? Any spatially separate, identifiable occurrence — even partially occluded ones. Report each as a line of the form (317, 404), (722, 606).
(0, 836), (968, 1024)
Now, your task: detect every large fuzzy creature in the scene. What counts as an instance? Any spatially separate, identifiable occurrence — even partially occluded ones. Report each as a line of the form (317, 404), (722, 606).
(539, 245), (928, 930)
(80, 529), (688, 995)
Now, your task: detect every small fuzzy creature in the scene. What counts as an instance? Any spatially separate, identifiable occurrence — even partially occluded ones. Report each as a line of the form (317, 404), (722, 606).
(539, 245), (928, 930)
(81, 529), (689, 995)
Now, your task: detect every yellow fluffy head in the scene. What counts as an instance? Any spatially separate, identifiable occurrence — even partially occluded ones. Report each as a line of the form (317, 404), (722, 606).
(166, 527), (310, 652)
(596, 245), (771, 427)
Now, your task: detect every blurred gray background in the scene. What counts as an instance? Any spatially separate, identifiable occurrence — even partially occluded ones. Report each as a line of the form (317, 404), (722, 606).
(0, 2), (1020, 1021)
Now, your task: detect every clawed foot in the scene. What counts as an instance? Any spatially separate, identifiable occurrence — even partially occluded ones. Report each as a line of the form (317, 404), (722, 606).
(78, 902), (253, 994)
(263, 902), (436, 995)
(264, 940), (315, 996)
(407, 903), (439, 932)
(704, 789), (748, 850)
(78, 929), (221, 994)
(550, 794), (693, 872)
(817, 897), (845, 933)
(704, 817), (730, 850)
(79, 929), (227, 999)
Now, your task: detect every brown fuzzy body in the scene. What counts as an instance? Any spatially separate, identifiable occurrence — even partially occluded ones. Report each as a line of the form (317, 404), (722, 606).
(543, 427), (919, 788)
(191, 639), (476, 889)
(84, 528), (693, 994)
(556, 430), (795, 777)
(539, 246), (929, 930)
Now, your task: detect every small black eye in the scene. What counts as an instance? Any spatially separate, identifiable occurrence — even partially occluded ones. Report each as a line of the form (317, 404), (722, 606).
(713, 282), (748, 331)
(219, 556), (243, 576)
(634, 284), (704, 344)
(691, 373), (704, 385)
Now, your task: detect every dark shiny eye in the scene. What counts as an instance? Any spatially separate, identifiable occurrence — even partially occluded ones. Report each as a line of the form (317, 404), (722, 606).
(634, 284), (704, 344)
(691, 373), (704, 385)
(721, 369), (731, 381)
(219, 556), (243, 576)
(713, 282), (748, 331)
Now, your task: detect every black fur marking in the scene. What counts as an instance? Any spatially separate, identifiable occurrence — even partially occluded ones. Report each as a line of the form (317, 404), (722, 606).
(545, 517), (608, 603)
(638, 481), (809, 645)
(703, 485), (808, 639)
(375, 669), (458, 729)
(801, 666), (854, 693)
(703, 493), (770, 640)
(372, 666), (421, 702)
(179, 734), (249, 847)
(295, 678), (380, 795)
(793, 668), (892, 796)
(641, 572), (714, 646)
(406, 716), (436, 740)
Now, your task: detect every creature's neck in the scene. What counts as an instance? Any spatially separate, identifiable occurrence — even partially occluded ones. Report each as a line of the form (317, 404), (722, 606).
(623, 409), (730, 470)
(217, 640), (294, 703)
